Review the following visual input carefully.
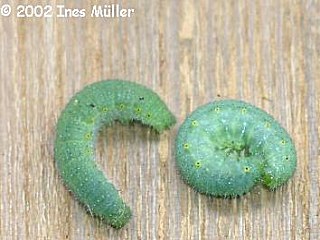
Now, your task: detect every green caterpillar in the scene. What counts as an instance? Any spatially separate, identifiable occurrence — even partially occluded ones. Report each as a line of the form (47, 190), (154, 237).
(54, 80), (176, 228)
(175, 100), (297, 197)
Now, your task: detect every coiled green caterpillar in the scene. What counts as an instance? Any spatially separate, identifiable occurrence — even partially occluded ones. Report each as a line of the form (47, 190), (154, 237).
(54, 80), (176, 228)
(175, 100), (296, 197)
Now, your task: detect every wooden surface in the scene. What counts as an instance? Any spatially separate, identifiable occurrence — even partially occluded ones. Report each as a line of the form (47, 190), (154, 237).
(1, 0), (319, 239)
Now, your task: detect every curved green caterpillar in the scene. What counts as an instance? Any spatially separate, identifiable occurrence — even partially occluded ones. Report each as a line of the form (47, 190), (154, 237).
(175, 100), (296, 197)
(54, 80), (176, 228)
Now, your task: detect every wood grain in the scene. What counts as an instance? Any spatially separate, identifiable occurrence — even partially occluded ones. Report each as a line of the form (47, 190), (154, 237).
(1, 0), (319, 239)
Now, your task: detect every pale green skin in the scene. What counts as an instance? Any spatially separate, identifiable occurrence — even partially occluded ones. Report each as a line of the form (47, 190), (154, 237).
(54, 80), (176, 229)
(175, 100), (297, 197)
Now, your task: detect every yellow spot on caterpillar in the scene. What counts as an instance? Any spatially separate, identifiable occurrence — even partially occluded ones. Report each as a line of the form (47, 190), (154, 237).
(284, 155), (289, 161)
(191, 120), (198, 127)
(146, 113), (152, 118)
(194, 161), (202, 169)
(135, 107), (142, 114)
(84, 132), (93, 140)
(243, 166), (251, 173)
(214, 107), (220, 113)
(119, 103), (125, 110)
(84, 147), (93, 155)
(280, 139), (286, 145)
(241, 107), (247, 114)
(183, 143), (190, 149)
(102, 107), (108, 113)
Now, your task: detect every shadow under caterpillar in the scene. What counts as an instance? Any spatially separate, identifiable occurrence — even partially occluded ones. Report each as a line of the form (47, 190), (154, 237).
(54, 80), (176, 228)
